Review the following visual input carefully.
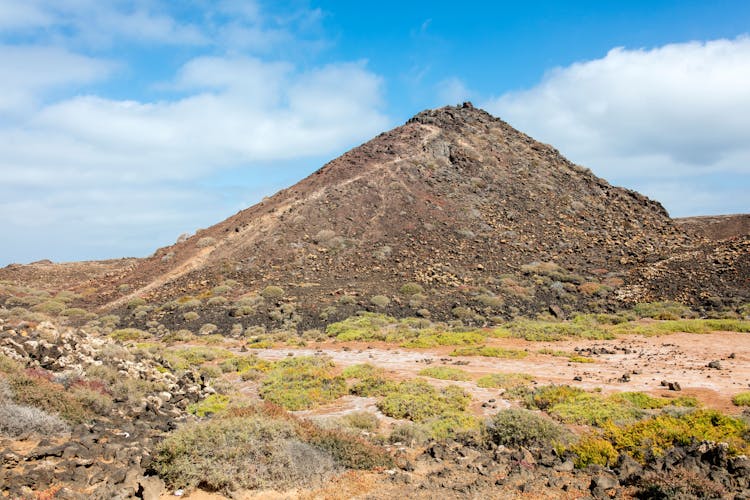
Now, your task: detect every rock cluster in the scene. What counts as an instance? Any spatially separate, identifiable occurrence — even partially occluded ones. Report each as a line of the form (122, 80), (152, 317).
(0, 320), (214, 498)
(404, 439), (750, 499)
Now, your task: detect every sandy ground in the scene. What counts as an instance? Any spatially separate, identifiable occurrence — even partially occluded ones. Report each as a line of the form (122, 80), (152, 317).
(244, 331), (749, 416)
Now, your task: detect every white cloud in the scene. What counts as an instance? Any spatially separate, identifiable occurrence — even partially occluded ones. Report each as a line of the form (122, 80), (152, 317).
(0, 55), (388, 263)
(485, 37), (750, 215)
(0, 45), (114, 114)
(0, 0), (207, 46)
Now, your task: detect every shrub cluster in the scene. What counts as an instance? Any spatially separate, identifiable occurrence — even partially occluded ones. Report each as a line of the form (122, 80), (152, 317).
(259, 357), (347, 410)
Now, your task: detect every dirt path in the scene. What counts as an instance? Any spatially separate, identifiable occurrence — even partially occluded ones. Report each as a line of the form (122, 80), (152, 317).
(248, 331), (749, 416)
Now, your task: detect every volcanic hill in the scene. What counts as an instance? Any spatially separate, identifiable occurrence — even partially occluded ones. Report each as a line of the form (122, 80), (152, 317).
(3, 104), (748, 330)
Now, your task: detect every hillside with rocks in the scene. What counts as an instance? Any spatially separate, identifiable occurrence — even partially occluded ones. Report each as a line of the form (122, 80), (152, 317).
(4, 104), (744, 334)
(1, 104), (750, 499)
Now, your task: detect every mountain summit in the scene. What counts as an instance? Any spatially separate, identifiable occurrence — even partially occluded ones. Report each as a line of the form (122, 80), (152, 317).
(34, 104), (748, 328)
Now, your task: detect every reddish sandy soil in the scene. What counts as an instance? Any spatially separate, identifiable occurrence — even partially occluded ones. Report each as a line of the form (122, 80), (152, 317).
(245, 331), (749, 417)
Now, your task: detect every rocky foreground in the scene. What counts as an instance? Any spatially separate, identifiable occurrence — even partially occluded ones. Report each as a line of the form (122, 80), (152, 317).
(0, 319), (215, 498)
(1, 313), (749, 499)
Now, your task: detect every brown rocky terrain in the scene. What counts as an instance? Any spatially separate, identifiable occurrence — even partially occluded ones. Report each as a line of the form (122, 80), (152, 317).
(675, 214), (750, 241)
(1, 104), (749, 499)
(3, 104), (745, 333)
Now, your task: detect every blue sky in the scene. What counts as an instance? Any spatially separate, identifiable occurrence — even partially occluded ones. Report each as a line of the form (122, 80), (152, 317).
(0, 1), (749, 265)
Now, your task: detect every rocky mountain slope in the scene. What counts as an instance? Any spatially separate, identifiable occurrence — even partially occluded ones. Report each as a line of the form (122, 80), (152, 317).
(675, 214), (750, 241)
(2, 104), (747, 331)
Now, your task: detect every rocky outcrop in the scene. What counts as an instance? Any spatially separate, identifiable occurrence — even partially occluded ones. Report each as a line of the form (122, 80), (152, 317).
(0, 320), (214, 498)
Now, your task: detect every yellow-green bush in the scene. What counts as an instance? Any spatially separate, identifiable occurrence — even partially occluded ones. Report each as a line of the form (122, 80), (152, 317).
(605, 409), (750, 462)
(188, 394), (231, 417)
(403, 330), (485, 348)
(417, 366), (470, 381)
(732, 391), (750, 406)
(259, 356), (347, 410)
(450, 346), (528, 359)
(569, 434), (619, 468)
(377, 380), (470, 423)
(486, 409), (565, 448)
(527, 385), (586, 411)
(549, 393), (642, 426)
(476, 373), (533, 399)
(110, 328), (151, 342)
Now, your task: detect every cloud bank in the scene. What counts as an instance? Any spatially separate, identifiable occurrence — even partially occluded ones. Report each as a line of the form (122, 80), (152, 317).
(0, 2), (389, 264)
(485, 37), (750, 216)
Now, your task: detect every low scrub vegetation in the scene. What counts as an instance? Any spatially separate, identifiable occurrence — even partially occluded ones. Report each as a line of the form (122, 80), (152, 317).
(450, 346), (528, 359)
(604, 409), (750, 461)
(417, 366), (471, 381)
(486, 409), (565, 448)
(476, 372), (534, 398)
(154, 415), (336, 493)
(154, 404), (394, 494)
(259, 356), (347, 410)
(377, 379), (470, 423)
(732, 391), (750, 406)
(568, 434), (619, 468)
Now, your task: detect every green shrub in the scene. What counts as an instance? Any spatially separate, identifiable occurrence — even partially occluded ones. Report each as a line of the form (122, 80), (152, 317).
(633, 301), (692, 320)
(568, 355), (595, 363)
(302, 426), (393, 469)
(110, 328), (150, 342)
(126, 297), (147, 309)
(259, 357), (347, 410)
(326, 312), (397, 341)
(605, 409), (750, 462)
(188, 394), (230, 417)
(507, 319), (613, 341)
(424, 413), (482, 441)
(110, 378), (167, 404)
(377, 380), (470, 423)
(370, 295), (390, 308)
(31, 300), (66, 315)
(613, 318), (750, 336)
(550, 393), (642, 427)
(199, 323), (218, 335)
(610, 391), (697, 410)
(341, 411), (379, 431)
(261, 286), (285, 300)
(476, 373), (533, 398)
(154, 416), (336, 493)
(477, 294), (503, 308)
(450, 346), (528, 359)
(344, 364), (394, 397)
(61, 307), (88, 317)
(486, 409), (564, 448)
(527, 385), (586, 411)
(182, 311), (199, 321)
(399, 283), (424, 296)
(389, 422), (432, 446)
(402, 330), (485, 348)
(72, 387), (114, 414)
(417, 366), (470, 381)
(732, 391), (750, 406)
(162, 346), (233, 370)
(7, 372), (90, 424)
(569, 434), (618, 468)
